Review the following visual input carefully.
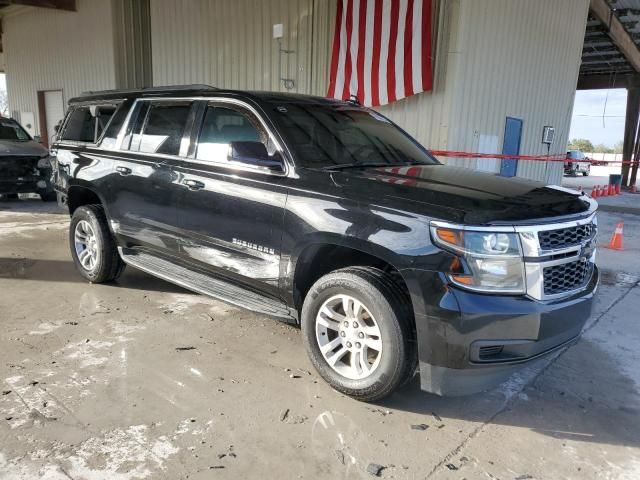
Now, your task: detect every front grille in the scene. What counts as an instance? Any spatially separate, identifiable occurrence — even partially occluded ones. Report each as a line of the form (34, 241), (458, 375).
(538, 223), (595, 250)
(0, 156), (40, 179)
(543, 259), (593, 296)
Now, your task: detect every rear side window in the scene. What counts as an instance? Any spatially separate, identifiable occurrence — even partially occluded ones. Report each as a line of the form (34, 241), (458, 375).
(61, 104), (118, 144)
(62, 107), (95, 142)
(131, 102), (193, 156)
(196, 105), (274, 163)
(100, 101), (131, 149)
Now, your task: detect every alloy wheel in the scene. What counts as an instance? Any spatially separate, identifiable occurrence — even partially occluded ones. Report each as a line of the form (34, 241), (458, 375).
(74, 220), (99, 271)
(315, 294), (383, 380)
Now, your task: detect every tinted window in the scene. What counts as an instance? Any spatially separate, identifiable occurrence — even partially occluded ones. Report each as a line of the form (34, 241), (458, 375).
(136, 103), (192, 156)
(62, 107), (95, 142)
(100, 101), (130, 149)
(0, 119), (30, 141)
(270, 103), (438, 168)
(62, 105), (117, 143)
(196, 106), (275, 163)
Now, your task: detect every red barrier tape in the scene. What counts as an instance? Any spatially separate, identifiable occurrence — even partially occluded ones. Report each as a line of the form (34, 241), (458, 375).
(430, 150), (638, 166)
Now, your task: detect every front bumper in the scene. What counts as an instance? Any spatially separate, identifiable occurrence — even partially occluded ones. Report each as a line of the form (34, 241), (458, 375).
(0, 177), (46, 194)
(402, 266), (598, 396)
(0, 167), (53, 195)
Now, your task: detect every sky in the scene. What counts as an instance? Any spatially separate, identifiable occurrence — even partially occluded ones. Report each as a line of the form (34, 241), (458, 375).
(569, 88), (627, 147)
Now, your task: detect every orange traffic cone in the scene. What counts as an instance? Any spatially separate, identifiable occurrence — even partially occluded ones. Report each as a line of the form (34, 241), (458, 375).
(606, 222), (624, 250)
(608, 184), (615, 196)
(616, 183), (621, 195)
(601, 185), (608, 196)
(591, 186), (598, 198)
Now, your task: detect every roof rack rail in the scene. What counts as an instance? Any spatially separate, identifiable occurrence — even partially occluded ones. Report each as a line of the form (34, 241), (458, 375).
(142, 84), (219, 93)
(79, 84), (219, 96)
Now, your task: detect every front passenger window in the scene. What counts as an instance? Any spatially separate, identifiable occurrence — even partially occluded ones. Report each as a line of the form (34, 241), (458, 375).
(196, 106), (276, 164)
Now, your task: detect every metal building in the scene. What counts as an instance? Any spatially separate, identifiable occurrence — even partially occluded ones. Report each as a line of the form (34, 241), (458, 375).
(0, 0), (628, 185)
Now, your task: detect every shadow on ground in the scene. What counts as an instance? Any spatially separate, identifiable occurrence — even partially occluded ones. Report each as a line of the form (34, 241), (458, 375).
(0, 198), (65, 215)
(0, 256), (189, 294)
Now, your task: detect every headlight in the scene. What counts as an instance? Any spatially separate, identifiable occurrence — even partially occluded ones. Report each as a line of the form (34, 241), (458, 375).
(37, 156), (52, 168)
(430, 224), (525, 293)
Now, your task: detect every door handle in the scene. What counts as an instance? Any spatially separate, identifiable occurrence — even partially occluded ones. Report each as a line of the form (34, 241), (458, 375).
(116, 166), (132, 176)
(182, 179), (205, 190)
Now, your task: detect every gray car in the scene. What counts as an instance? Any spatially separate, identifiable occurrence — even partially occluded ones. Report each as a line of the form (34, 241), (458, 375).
(0, 117), (56, 201)
(564, 150), (591, 177)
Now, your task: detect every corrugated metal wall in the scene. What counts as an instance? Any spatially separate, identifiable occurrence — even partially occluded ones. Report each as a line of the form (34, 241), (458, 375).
(443, 0), (589, 184)
(150, 0), (315, 94)
(3, 0), (117, 133)
(150, 0), (587, 183)
(150, 0), (451, 151)
(3, 0), (588, 184)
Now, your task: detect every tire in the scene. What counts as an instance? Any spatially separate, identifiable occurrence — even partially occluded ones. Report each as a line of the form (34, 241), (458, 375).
(582, 171), (588, 177)
(1, 193), (19, 200)
(301, 267), (416, 402)
(69, 205), (125, 283)
(39, 191), (57, 202)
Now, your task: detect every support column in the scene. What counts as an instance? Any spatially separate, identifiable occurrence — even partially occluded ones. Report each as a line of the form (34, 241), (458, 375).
(622, 88), (640, 187)
(631, 138), (640, 187)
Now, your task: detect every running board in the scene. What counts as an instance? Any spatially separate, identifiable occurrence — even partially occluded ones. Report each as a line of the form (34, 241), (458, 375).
(119, 248), (297, 322)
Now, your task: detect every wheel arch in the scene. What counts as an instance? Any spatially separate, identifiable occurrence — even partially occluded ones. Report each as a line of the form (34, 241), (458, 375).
(289, 237), (414, 318)
(66, 185), (107, 215)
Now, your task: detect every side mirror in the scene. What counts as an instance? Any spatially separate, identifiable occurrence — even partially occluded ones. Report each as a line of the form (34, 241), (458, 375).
(33, 135), (42, 143)
(229, 141), (283, 170)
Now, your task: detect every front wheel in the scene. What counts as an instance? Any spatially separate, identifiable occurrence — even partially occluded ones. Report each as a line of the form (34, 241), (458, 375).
(582, 170), (589, 177)
(301, 267), (416, 402)
(69, 205), (125, 283)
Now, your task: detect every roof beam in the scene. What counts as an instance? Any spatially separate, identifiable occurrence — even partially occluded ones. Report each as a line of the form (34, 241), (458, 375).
(1, 0), (75, 11)
(590, 0), (640, 73)
(577, 73), (640, 90)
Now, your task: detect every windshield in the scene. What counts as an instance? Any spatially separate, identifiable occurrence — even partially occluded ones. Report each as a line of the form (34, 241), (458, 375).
(0, 119), (31, 141)
(269, 103), (439, 169)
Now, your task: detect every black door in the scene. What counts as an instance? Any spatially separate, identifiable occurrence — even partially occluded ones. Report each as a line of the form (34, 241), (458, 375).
(107, 100), (197, 258)
(173, 101), (289, 296)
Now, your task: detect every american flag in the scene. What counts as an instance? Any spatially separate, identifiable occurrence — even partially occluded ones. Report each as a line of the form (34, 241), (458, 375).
(327, 0), (434, 107)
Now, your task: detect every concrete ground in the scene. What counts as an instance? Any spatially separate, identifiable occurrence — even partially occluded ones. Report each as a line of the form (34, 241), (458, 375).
(1, 198), (639, 480)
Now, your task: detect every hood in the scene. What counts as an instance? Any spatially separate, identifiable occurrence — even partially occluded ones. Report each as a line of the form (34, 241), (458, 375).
(0, 139), (49, 157)
(330, 164), (593, 224)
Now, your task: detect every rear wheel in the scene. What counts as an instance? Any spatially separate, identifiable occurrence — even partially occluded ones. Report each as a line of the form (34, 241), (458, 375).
(301, 267), (416, 402)
(69, 205), (125, 283)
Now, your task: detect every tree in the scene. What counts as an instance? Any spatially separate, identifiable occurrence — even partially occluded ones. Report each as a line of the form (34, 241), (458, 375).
(613, 140), (624, 154)
(568, 138), (594, 152)
(593, 143), (613, 154)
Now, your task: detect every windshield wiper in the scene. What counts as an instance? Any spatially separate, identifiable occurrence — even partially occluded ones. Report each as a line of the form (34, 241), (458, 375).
(321, 161), (424, 171)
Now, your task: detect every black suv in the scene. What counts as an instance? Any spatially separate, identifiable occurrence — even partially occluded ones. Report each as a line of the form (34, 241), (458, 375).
(52, 85), (598, 401)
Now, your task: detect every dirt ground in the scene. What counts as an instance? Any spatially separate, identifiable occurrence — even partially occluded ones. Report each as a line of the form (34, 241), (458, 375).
(1, 198), (639, 480)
